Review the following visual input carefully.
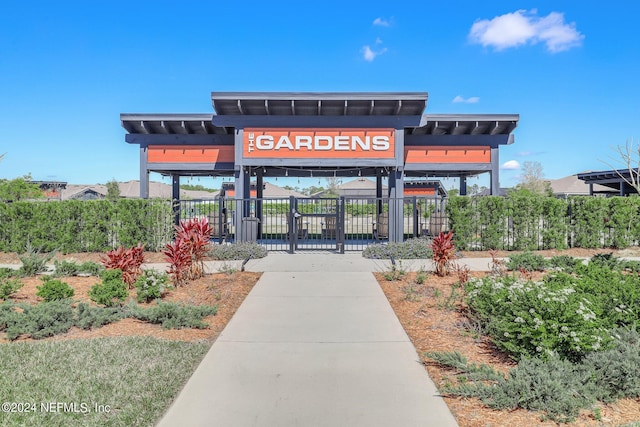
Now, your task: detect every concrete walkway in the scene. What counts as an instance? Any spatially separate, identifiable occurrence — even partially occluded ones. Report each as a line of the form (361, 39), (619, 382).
(157, 255), (459, 427)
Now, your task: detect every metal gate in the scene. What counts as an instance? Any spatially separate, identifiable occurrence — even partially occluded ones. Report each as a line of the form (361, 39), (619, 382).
(178, 196), (446, 253)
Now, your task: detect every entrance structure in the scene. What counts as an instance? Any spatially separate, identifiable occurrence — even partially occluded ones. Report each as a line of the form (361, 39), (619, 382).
(121, 92), (518, 243)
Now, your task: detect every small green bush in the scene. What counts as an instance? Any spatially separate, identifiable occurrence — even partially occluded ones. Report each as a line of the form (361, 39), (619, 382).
(129, 301), (217, 329)
(3, 300), (75, 340)
(36, 278), (75, 302)
(505, 252), (547, 271)
(53, 259), (79, 276)
(0, 267), (18, 279)
(78, 261), (104, 276)
(17, 243), (55, 276)
(584, 327), (640, 402)
(208, 242), (268, 260)
(588, 252), (622, 270)
(134, 270), (171, 303)
(0, 277), (23, 300)
(75, 302), (126, 329)
(547, 255), (582, 272)
(89, 269), (129, 307)
(362, 237), (433, 259)
(429, 351), (596, 423)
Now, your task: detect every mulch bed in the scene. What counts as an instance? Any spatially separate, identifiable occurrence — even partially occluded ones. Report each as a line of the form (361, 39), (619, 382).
(377, 270), (640, 427)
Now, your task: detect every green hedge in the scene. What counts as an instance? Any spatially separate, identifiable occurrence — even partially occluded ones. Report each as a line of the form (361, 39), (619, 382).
(446, 194), (640, 250)
(0, 200), (173, 253)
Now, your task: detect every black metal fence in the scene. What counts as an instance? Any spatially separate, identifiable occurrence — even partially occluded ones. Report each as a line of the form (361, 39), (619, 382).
(177, 195), (446, 252)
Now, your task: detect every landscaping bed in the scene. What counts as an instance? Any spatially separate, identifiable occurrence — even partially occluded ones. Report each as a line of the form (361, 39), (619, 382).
(377, 255), (640, 426)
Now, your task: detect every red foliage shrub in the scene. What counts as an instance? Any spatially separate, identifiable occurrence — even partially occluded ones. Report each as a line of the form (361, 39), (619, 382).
(163, 217), (213, 285)
(431, 231), (456, 277)
(101, 243), (145, 288)
(162, 238), (191, 287)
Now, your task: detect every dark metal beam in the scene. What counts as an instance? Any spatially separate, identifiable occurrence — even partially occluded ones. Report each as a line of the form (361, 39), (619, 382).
(125, 134), (234, 145)
(211, 114), (423, 128)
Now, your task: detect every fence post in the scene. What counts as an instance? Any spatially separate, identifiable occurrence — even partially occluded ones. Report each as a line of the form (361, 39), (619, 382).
(338, 197), (345, 253)
(289, 196), (295, 254)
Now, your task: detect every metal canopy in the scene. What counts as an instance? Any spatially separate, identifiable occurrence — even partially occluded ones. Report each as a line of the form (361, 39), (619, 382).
(211, 92), (428, 116)
(577, 170), (638, 194)
(120, 114), (231, 135)
(409, 114), (519, 136)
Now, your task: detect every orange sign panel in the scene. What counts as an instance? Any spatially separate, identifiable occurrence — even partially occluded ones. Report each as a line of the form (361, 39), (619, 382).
(148, 145), (234, 164)
(244, 128), (395, 159)
(404, 187), (436, 196)
(404, 146), (491, 164)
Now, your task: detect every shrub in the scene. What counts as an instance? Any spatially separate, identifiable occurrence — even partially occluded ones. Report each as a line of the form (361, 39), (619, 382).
(4, 300), (75, 340)
(433, 352), (597, 423)
(17, 243), (55, 276)
(431, 231), (456, 276)
(134, 270), (171, 303)
(547, 255), (582, 272)
(89, 269), (129, 307)
(465, 274), (610, 361)
(175, 217), (212, 280)
(129, 301), (217, 329)
(505, 252), (547, 272)
(101, 244), (145, 287)
(79, 261), (104, 276)
(75, 302), (126, 330)
(36, 278), (75, 301)
(163, 238), (191, 287)
(162, 218), (213, 286)
(53, 259), (79, 276)
(208, 242), (268, 260)
(588, 252), (622, 270)
(0, 277), (23, 300)
(0, 267), (18, 279)
(584, 327), (640, 402)
(362, 237), (433, 259)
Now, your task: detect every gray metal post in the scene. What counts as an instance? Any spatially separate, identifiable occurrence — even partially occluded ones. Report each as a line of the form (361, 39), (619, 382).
(388, 168), (404, 242)
(140, 146), (149, 199)
(490, 147), (500, 195)
(171, 174), (180, 226)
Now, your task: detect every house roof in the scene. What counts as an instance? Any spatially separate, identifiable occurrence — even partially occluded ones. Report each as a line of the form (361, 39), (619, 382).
(548, 174), (615, 195)
(61, 181), (220, 200)
(263, 182), (306, 198)
(337, 178), (383, 190)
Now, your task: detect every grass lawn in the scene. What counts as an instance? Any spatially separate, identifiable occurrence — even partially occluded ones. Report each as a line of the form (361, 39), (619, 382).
(0, 337), (209, 427)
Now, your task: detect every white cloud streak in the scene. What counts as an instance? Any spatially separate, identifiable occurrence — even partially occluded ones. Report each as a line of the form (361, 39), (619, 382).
(469, 9), (584, 53)
(452, 95), (480, 104)
(362, 45), (387, 62)
(373, 17), (390, 27)
(501, 160), (521, 170)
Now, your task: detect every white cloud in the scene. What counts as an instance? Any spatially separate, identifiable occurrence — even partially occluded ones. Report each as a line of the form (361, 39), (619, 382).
(373, 17), (390, 27)
(501, 160), (521, 170)
(468, 9), (584, 53)
(452, 95), (480, 104)
(362, 45), (387, 62)
(375, 37), (383, 44)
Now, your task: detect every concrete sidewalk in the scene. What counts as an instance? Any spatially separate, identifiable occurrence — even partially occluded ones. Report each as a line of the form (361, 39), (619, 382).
(157, 264), (459, 426)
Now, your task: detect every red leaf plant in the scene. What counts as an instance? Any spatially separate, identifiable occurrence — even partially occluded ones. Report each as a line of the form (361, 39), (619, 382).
(101, 243), (145, 288)
(431, 231), (456, 277)
(163, 217), (213, 285)
(162, 238), (191, 287)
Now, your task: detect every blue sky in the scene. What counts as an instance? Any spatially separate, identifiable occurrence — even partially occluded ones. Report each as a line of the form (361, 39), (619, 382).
(1, 1), (639, 191)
